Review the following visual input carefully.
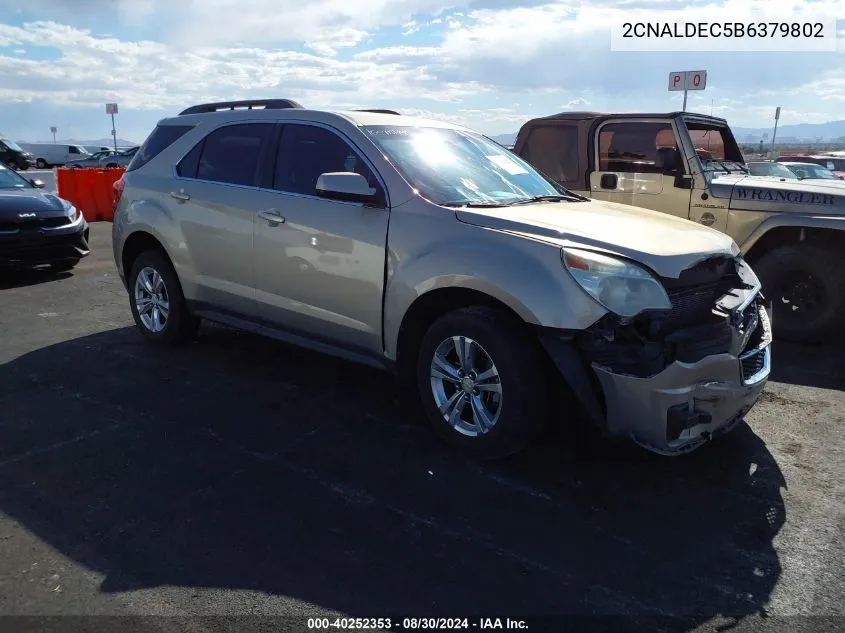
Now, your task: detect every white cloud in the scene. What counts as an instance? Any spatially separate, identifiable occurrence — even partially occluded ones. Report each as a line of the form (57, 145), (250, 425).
(1, 0), (845, 138)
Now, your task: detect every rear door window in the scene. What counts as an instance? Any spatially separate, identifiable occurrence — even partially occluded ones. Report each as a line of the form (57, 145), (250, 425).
(182, 123), (275, 187)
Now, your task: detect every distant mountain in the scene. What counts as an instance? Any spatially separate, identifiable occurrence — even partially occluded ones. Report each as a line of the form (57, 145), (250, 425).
(18, 137), (138, 147)
(730, 120), (845, 142)
(491, 133), (517, 146)
(490, 119), (845, 146)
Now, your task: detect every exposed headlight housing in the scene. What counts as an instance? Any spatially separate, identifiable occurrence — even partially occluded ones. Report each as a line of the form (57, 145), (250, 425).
(561, 247), (672, 318)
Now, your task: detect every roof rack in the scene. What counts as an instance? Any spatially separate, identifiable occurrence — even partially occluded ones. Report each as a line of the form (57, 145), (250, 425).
(178, 99), (304, 115)
(356, 109), (401, 115)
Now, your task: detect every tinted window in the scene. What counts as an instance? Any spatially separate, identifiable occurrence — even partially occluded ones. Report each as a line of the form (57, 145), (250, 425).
(194, 123), (273, 186)
(522, 125), (580, 185)
(127, 124), (195, 172)
(69, 146), (80, 154)
(177, 141), (203, 178)
(598, 123), (676, 173)
(274, 124), (380, 197)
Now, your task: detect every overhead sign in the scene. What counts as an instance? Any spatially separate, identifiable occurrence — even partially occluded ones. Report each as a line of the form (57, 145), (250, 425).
(106, 103), (119, 114)
(668, 70), (707, 91)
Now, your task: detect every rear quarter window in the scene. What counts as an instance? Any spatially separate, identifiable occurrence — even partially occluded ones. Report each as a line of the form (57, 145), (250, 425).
(521, 125), (580, 186)
(127, 124), (195, 172)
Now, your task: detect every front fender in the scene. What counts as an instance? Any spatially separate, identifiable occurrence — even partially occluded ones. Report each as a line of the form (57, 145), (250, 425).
(735, 212), (845, 255)
(382, 230), (608, 359)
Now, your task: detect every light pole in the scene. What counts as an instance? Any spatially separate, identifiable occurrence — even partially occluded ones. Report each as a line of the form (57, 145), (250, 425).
(106, 103), (119, 151)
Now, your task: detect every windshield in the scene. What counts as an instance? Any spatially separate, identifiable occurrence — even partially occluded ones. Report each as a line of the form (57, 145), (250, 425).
(685, 124), (746, 173)
(362, 125), (570, 206)
(0, 163), (32, 188)
(786, 163), (837, 179)
(1, 139), (24, 152)
(747, 162), (798, 179)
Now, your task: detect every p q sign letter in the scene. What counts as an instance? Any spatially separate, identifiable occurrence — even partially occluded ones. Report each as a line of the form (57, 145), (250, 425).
(668, 70), (708, 91)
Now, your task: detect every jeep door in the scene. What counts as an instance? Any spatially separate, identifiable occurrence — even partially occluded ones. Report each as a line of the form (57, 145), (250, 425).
(169, 121), (277, 321)
(252, 122), (390, 356)
(589, 120), (696, 223)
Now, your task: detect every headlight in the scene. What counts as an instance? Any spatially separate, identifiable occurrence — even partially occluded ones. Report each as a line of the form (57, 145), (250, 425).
(561, 247), (672, 318)
(62, 202), (78, 222)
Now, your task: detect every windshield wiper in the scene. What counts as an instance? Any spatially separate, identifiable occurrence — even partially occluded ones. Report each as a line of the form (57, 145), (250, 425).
(441, 201), (510, 208)
(511, 194), (580, 205)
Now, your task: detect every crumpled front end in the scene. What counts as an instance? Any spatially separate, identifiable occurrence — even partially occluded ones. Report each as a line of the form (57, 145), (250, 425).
(544, 255), (772, 455)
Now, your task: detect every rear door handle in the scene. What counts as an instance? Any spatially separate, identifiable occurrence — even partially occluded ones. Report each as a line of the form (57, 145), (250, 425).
(169, 190), (190, 201)
(258, 209), (285, 225)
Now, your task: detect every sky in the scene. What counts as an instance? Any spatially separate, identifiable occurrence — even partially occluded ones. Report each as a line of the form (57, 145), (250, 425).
(0, 0), (843, 144)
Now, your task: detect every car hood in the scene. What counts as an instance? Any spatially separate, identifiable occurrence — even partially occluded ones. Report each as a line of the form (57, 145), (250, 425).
(455, 199), (738, 278)
(0, 189), (67, 220)
(708, 174), (845, 213)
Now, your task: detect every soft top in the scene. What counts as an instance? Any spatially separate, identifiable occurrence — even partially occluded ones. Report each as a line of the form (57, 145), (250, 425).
(522, 111), (729, 125)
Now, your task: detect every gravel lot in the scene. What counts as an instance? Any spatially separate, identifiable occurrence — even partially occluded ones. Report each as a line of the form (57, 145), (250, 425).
(0, 223), (843, 632)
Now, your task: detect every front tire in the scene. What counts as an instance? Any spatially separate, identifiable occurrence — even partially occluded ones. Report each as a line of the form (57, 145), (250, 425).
(753, 243), (845, 344)
(35, 159), (47, 169)
(128, 250), (199, 346)
(415, 306), (550, 460)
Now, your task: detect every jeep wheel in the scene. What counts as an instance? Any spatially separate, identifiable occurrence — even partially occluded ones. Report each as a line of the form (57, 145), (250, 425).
(128, 250), (199, 346)
(753, 243), (845, 344)
(416, 306), (549, 459)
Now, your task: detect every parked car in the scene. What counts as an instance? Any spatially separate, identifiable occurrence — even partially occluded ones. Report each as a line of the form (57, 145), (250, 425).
(746, 161), (799, 180)
(779, 161), (845, 182)
(776, 154), (845, 179)
(0, 137), (35, 170)
(112, 99), (771, 460)
(66, 149), (120, 168)
(510, 111), (845, 344)
(101, 146), (138, 168)
(0, 160), (90, 271)
(17, 143), (92, 168)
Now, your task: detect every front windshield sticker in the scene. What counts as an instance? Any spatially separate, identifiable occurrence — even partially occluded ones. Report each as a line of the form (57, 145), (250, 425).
(486, 154), (528, 175)
(735, 188), (835, 205)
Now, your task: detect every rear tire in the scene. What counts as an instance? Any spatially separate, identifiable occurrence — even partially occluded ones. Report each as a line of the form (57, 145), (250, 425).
(753, 243), (845, 344)
(415, 306), (550, 460)
(128, 250), (199, 346)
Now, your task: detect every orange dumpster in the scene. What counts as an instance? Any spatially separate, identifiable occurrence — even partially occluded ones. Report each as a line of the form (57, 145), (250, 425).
(56, 167), (126, 222)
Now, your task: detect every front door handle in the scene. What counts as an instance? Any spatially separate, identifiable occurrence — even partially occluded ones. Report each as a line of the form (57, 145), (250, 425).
(169, 190), (190, 202)
(258, 209), (286, 225)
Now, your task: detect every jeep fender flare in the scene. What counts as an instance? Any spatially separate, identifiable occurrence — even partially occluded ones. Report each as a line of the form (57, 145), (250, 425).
(738, 213), (845, 258)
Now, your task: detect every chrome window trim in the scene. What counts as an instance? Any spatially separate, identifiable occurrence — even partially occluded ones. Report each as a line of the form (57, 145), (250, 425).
(169, 119), (390, 209)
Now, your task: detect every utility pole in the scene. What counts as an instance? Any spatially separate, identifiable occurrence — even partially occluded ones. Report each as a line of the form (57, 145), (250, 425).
(771, 106), (781, 153)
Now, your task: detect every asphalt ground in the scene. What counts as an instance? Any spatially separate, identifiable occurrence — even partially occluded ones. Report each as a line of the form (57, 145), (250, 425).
(0, 224), (843, 633)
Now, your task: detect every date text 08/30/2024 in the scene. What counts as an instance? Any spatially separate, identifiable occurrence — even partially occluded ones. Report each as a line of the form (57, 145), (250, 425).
(307, 617), (529, 630)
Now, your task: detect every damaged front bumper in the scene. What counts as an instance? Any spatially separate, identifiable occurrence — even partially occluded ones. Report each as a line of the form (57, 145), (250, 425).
(593, 304), (770, 455)
(539, 257), (772, 455)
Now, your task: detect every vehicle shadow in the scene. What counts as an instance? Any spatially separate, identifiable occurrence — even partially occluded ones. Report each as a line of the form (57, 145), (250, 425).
(0, 267), (73, 290)
(768, 342), (845, 391)
(0, 325), (786, 629)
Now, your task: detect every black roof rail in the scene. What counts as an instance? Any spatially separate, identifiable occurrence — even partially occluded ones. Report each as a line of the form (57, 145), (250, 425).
(178, 99), (304, 115)
(356, 108), (401, 115)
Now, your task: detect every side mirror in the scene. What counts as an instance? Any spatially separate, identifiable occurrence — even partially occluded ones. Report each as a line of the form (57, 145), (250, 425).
(315, 172), (379, 205)
(31, 179), (45, 188)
